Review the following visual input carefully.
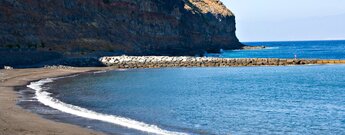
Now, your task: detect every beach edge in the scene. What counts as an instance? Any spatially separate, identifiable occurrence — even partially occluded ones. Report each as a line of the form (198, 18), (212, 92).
(0, 67), (110, 135)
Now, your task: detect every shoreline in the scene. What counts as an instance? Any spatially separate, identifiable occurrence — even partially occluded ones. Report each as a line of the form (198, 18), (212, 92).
(21, 71), (187, 135)
(0, 67), (111, 135)
(1, 62), (345, 135)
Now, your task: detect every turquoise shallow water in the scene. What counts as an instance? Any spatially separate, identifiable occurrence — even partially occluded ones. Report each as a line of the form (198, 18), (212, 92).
(49, 65), (345, 134)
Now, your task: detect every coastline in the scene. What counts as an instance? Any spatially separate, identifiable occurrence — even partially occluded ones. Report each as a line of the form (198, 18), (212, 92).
(1, 56), (345, 135)
(0, 67), (110, 135)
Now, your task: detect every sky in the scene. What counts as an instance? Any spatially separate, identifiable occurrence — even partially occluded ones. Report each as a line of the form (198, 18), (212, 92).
(223, 0), (345, 42)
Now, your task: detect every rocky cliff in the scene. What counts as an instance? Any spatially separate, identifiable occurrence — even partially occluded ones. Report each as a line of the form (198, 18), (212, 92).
(0, 0), (242, 66)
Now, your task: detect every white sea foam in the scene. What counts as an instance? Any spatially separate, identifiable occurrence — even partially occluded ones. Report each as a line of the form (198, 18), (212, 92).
(20, 99), (36, 102)
(93, 70), (107, 74)
(27, 77), (187, 135)
(117, 69), (128, 71)
(265, 47), (279, 50)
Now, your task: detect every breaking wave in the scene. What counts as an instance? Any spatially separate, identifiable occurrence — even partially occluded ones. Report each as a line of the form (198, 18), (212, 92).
(27, 77), (187, 135)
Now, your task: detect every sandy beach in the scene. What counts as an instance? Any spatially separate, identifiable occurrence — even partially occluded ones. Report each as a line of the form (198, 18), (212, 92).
(0, 67), (110, 135)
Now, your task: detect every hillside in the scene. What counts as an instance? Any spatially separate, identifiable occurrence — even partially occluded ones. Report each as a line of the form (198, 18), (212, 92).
(0, 0), (242, 67)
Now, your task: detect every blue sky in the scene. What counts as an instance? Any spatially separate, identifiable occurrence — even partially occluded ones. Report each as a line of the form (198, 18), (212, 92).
(223, 0), (345, 42)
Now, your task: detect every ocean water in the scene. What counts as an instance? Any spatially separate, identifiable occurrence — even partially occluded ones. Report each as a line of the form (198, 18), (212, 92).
(219, 40), (345, 59)
(20, 40), (345, 135)
(24, 65), (345, 135)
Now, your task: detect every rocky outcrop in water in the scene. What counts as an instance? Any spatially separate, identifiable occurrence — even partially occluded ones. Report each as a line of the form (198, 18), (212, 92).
(241, 46), (266, 50)
(0, 0), (242, 67)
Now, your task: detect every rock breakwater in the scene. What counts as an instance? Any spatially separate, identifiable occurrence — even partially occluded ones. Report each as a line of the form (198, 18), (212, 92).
(100, 56), (345, 68)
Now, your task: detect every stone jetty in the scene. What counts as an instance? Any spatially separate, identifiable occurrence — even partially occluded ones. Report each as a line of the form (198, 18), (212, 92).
(99, 56), (345, 69)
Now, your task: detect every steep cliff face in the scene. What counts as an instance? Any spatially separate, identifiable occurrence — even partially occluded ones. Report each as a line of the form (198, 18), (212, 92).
(0, 0), (241, 58)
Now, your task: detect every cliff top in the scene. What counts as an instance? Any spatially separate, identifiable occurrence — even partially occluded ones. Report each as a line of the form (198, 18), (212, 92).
(185, 0), (233, 16)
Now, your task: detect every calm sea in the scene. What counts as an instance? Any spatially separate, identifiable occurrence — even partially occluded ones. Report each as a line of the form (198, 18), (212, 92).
(220, 40), (345, 59)
(20, 40), (345, 135)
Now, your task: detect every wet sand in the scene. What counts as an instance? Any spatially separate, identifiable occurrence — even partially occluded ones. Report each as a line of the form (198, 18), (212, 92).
(0, 67), (111, 135)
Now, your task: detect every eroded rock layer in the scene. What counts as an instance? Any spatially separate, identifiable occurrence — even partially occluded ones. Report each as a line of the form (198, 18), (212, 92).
(0, 0), (242, 58)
